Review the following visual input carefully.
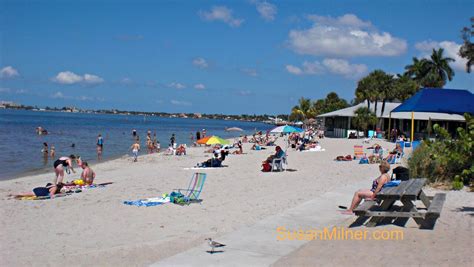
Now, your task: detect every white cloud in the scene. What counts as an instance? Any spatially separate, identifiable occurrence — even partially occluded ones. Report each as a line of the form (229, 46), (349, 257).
(84, 74), (104, 84)
(168, 82), (186, 89)
(0, 66), (20, 79)
(322, 59), (368, 78)
(255, 1), (277, 21)
(286, 65), (303, 75)
(192, 57), (209, 69)
(241, 68), (258, 77)
(52, 71), (104, 85)
(194, 83), (206, 90)
(286, 58), (367, 78)
(238, 90), (254, 96)
(288, 14), (407, 57)
(51, 91), (67, 99)
(52, 71), (83, 84)
(415, 40), (468, 71)
(0, 87), (11, 93)
(77, 96), (94, 101)
(170, 100), (192, 106)
(199, 6), (244, 27)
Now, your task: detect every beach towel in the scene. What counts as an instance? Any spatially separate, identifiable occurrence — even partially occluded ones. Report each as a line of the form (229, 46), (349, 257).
(383, 180), (401, 188)
(123, 196), (170, 207)
(302, 147), (326, 152)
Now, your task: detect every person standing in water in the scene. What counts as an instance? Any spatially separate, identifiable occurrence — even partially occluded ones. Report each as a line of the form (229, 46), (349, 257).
(53, 155), (76, 184)
(50, 145), (56, 158)
(130, 141), (140, 162)
(170, 133), (176, 148)
(97, 134), (103, 161)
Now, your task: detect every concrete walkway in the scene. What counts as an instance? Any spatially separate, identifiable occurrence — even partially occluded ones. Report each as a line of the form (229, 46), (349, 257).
(152, 180), (367, 267)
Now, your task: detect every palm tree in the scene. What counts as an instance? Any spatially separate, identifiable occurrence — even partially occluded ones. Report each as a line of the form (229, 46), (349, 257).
(352, 107), (378, 137)
(404, 57), (429, 86)
(423, 48), (455, 87)
(290, 97), (315, 121)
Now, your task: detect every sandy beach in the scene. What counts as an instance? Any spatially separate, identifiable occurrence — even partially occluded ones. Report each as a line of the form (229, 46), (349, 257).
(1, 138), (472, 266)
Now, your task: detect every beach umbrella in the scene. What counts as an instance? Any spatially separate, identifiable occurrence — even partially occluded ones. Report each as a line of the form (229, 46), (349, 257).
(197, 136), (212, 144)
(225, 127), (244, 132)
(270, 125), (304, 133)
(200, 135), (230, 145)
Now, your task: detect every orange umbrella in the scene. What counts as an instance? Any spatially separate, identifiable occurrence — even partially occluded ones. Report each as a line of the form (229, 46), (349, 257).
(197, 136), (211, 144)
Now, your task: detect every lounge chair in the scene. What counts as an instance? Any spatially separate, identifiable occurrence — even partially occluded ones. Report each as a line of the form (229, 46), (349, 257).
(174, 173), (207, 204)
(271, 152), (287, 172)
(354, 145), (364, 159)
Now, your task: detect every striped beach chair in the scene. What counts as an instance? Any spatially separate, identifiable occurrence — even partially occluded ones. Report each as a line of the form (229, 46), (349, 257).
(176, 173), (207, 204)
(354, 145), (364, 159)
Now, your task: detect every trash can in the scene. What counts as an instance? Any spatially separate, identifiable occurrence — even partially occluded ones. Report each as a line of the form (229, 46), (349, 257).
(392, 166), (410, 181)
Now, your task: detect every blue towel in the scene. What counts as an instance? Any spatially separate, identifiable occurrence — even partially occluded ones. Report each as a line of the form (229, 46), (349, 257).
(123, 197), (170, 207)
(383, 180), (401, 187)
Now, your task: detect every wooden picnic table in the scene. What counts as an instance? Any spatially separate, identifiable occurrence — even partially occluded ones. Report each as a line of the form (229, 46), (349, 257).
(353, 178), (446, 229)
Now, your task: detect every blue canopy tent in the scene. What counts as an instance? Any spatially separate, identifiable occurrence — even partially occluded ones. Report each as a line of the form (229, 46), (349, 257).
(390, 88), (474, 142)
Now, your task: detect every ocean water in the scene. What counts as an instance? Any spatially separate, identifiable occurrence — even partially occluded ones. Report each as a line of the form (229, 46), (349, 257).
(0, 109), (272, 180)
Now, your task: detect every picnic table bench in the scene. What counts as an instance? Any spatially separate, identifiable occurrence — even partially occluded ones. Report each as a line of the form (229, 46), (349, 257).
(353, 178), (446, 229)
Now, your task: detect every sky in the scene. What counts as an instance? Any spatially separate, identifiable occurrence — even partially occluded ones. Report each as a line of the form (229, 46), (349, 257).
(0, 0), (473, 115)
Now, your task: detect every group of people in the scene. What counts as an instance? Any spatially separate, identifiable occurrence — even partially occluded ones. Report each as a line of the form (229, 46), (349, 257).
(12, 154), (96, 199)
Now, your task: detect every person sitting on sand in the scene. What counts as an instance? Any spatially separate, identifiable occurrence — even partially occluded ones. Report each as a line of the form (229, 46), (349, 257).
(232, 141), (243, 155)
(53, 155), (76, 184)
(341, 161), (391, 214)
(367, 144), (383, 163)
(80, 161), (96, 185)
(176, 144), (186, 156)
(9, 183), (65, 199)
(198, 150), (228, 167)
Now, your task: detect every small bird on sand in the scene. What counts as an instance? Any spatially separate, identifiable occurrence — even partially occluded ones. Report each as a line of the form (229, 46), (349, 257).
(205, 238), (226, 253)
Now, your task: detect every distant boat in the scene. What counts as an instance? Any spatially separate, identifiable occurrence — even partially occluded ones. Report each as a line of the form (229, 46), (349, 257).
(225, 127), (244, 132)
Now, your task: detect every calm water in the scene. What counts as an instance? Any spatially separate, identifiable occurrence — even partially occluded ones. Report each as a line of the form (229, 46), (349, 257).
(0, 109), (272, 180)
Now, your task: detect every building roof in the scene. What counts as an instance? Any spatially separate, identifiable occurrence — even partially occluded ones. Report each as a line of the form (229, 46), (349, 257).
(317, 100), (466, 121)
(392, 88), (474, 115)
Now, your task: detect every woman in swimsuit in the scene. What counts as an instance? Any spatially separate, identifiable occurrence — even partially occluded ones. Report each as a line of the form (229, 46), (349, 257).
(342, 161), (391, 214)
(53, 155), (76, 184)
(9, 183), (64, 199)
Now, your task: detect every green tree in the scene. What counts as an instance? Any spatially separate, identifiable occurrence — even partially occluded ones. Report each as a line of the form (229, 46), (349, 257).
(459, 17), (474, 73)
(352, 107), (378, 137)
(312, 92), (348, 115)
(290, 97), (315, 121)
(405, 49), (455, 88)
(392, 75), (420, 101)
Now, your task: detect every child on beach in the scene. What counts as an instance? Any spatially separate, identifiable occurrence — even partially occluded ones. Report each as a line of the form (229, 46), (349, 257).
(130, 141), (140, 162)
(50, 146), (55, 158)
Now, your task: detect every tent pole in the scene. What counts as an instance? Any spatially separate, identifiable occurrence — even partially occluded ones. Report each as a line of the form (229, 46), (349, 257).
(388, 112), (391, 141)
(411, 111), (415, 142)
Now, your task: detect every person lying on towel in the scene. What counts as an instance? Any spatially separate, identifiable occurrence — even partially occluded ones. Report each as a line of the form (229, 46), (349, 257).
(9, 183), (65, 199)
(197, 150), (228, 167)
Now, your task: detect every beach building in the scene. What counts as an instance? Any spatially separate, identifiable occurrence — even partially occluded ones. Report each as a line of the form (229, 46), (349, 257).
(318, 88), (472, 139)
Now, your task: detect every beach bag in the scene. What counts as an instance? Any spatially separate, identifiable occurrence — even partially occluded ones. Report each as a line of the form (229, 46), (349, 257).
(262, 162), (271, 172)
(169, 191), (184, 203)
(359, 157), (369, 164)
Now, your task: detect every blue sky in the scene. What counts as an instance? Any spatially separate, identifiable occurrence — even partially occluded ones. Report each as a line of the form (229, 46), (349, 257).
(1, 0), (472, 115)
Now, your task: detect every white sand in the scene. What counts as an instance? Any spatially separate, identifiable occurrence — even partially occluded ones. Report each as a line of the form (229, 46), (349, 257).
(0, 138), (472, 266)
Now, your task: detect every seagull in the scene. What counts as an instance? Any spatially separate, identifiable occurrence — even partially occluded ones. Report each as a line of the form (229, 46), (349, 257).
(205, 238), (226, 253)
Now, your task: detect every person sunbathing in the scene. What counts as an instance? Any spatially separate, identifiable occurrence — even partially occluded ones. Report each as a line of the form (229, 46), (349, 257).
(367, 144), (383, 163)
(197, 150), (228, 167)
(384, 143), (403, 162)
(341, 161), (391, 214)
(176, 144), (186, 155)
(335, 155), (353, 161)
(9, 183), (65, 199)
